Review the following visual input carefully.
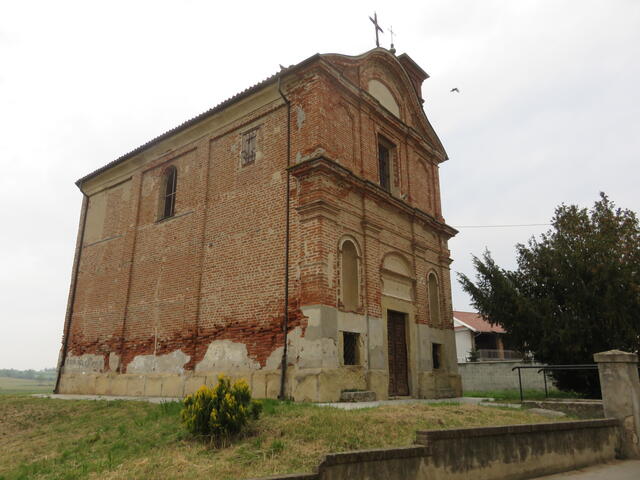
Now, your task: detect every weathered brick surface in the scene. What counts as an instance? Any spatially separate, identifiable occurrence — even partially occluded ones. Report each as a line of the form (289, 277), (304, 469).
(59, 48), (458, 398)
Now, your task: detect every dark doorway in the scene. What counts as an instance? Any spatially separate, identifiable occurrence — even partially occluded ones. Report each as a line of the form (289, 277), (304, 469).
(387, 310), (409, 396)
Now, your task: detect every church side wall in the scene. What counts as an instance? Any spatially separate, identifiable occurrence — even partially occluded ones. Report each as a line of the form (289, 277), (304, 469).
(194, 106), (292, 395)
(58, 90), (303, 397)
(63, 177), (135, 377)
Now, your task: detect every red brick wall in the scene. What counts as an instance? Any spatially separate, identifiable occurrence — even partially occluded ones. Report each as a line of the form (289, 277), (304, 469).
(63, 49), (454, 378)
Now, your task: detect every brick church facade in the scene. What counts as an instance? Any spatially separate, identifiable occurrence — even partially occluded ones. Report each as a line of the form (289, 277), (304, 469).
(56, 47), (462, 401)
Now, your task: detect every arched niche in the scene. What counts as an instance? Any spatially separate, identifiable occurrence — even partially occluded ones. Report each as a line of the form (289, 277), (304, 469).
(339, 237), (361, 311)
(380, 253), (414, 301)
(368, 79), (401, 118)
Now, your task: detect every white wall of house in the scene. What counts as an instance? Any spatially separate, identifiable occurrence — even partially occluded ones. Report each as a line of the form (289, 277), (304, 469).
(455, 329), (473, 363)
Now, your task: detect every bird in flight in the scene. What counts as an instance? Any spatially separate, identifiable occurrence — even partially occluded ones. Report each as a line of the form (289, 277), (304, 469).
(450, 87), (460, 93)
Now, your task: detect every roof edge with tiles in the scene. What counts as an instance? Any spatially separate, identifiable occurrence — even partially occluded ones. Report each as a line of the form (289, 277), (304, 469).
(75, 53), (322, 187)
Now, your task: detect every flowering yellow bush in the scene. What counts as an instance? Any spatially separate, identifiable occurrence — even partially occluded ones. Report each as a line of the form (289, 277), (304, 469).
(181, 375), (262, 443)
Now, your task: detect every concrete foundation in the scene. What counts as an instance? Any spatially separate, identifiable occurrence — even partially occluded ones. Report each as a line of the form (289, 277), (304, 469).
(60, 302), (461, 402)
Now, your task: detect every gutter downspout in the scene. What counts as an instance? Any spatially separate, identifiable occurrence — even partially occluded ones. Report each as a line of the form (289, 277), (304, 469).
(277, 74), (292, 400)
(54, 189), (89, 393)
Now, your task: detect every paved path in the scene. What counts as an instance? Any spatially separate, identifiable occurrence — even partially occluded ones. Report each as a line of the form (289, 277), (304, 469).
(316, 396), (488, 409)
(36, 394), (490, 406)
(532, 461), (640, 479)
(37, 394), (536, 412)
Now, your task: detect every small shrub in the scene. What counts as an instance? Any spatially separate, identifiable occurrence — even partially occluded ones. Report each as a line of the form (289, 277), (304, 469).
(181, 375), (262, 445)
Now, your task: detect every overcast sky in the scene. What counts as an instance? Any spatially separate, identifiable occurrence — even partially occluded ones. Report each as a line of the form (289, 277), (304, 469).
(1, 1), (638, 370)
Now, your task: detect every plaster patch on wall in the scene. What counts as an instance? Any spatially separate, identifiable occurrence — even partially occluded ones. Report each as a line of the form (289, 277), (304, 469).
(368, 316), (386, 370)
(65, 353), (104, 373)
(296, 106), (306, 130)
(301, 305), (337, 341)
(327, 252), (335, 289)
(195, 340), (260, 372)
(127, 350), (190, 374)
(276, 325), (339, 370)
(109, 352), (120, 372)
(265, 345), (284, 371)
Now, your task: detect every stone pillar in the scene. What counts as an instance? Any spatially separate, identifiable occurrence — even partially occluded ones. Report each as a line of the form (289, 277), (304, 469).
(594, 350), (640, 458)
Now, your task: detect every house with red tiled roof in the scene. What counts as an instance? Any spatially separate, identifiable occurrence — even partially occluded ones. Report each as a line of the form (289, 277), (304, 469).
(453, 311), (521, 363)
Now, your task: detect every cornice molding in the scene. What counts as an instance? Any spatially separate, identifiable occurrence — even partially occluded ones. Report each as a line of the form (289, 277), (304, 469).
(412, 240), (428, 257)
(289, 156), (458, 239)
(361, 219), (383, 236)
(295, 198), (340, 223)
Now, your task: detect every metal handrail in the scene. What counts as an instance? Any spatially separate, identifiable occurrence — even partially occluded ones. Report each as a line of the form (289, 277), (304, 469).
(511, 364), (599, 402)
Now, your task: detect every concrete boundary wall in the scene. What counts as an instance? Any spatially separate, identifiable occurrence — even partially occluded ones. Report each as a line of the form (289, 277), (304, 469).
(458, 361), (547, 392)
(250, 419), (620, 480)
(416, 419), (619, 480)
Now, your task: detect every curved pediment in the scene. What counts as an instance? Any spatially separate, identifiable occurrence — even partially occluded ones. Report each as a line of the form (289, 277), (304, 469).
(320, 48), (447, 160)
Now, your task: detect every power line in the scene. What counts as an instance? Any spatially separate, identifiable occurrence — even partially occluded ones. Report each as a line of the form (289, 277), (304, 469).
(452, 223), (551, 229)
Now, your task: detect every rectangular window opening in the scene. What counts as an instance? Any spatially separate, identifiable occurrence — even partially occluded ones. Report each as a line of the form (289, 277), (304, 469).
(241, 129), (257, 166)
(432, 343), (442, 370)
(378, 137), (396, 193)
(378, 143), (390, 192)
(160, 167), (177, 220)
(343, 332), (359, 366)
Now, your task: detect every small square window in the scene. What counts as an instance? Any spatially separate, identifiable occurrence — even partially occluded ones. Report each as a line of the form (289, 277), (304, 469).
(241, 129), (257, 166)
(343, 332), (359, 366)
(432, 343), (442, 370)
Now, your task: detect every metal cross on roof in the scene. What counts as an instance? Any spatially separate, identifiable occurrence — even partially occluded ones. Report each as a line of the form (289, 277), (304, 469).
(369, 12), (384, 48)
(389, 25), (395, 46)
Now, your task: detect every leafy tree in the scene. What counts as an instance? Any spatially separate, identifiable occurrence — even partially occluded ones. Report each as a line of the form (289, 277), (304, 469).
(458, 193), (640, 396)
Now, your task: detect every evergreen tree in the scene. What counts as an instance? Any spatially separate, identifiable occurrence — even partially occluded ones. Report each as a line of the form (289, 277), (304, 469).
(458, 193), (640, 396)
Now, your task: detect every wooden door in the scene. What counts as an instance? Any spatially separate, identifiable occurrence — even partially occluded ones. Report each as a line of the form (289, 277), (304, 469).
(387, 310), (409, 396)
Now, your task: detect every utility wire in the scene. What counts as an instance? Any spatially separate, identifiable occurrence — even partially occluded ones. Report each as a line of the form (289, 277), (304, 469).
(452, 223), (551, 229)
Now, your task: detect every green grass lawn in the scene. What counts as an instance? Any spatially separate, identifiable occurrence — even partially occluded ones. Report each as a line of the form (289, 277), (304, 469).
(0, 395), (560, 480)
(0, 377), (54, 395)
(463, 388), (585, 402)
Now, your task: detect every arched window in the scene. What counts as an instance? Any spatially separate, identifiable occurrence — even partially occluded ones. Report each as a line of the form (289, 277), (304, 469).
(428, 272), (441, 326)
(340, 239), (360, 310)
(161, 166), (177, 219)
